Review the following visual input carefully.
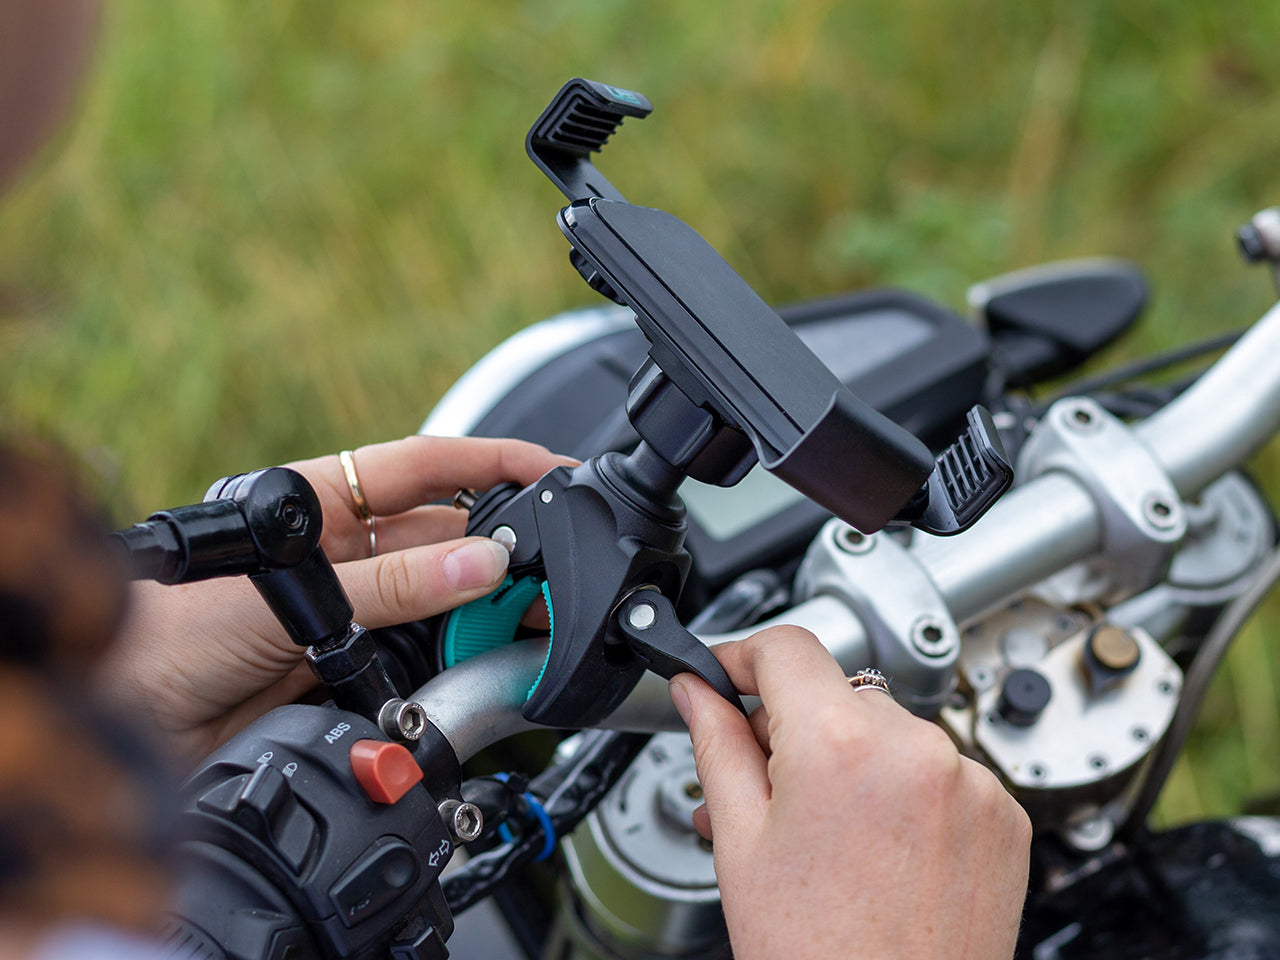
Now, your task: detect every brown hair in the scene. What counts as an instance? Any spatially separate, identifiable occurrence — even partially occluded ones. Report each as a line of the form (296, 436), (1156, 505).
(0, 440), (171, 940)
(0, 438), (128, 675)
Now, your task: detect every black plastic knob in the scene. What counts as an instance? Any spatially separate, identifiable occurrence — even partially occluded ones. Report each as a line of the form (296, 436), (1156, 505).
(1238, 224), (1268, 263)
(998, 668), (1052, 728)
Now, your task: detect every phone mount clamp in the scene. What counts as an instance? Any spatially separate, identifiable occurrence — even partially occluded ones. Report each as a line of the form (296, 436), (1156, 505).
(439, 79), (1014, 730)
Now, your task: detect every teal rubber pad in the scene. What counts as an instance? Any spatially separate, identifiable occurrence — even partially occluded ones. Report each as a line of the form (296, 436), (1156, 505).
(527, 581), (555, 701)
(442, 575), (547, 668)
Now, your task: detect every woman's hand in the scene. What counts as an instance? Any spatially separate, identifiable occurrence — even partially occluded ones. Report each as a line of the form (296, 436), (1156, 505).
(97, 435), (572, 766)
(669, 627), (1031, 960)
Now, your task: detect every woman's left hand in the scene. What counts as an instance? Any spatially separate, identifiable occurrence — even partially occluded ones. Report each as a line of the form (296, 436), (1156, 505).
(96, 435), (572, 766)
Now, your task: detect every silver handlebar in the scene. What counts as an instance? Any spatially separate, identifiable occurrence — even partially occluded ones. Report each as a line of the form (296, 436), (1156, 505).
(410, 300), (1280, 764)
(1138, 300), (1280, 499)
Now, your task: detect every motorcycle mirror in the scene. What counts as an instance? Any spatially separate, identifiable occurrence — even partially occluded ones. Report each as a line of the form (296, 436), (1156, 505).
(968, 258), (1147, 386)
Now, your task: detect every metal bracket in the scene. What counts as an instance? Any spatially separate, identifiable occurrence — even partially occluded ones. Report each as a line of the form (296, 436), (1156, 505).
(794, 522), (959, 716)
(1018, 397), (1186, 603)
(973, 625), (1181, 794)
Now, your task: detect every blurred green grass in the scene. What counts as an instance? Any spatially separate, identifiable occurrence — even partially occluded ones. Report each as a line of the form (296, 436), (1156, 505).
(3, 0), (1280, 824)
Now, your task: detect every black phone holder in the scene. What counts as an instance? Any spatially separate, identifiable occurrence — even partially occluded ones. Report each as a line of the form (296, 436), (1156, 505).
(446, 79), (1013, 729)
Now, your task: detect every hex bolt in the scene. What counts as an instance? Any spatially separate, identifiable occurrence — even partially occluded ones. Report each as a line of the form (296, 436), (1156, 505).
(1142, 494), (1181, 532)
(834, 526), (874, 554)
(540, 489), (555, 504)
(628, 601), (657, 631)
(911, 617), (955, 657)
(491, 525), (518, 553)
(379, 698), (428, 742)
(1064, 403), (1100, 432)
(278, 497), (305, 532)
(439, 799), (484, 843)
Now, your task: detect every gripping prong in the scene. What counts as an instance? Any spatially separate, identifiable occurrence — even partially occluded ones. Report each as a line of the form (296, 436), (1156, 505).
(526, 78), (653, 203)
(898, 405), (1014, 536)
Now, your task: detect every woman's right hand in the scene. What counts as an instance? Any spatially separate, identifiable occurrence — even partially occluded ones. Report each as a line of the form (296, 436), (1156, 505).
(669, 627), (1032, 960)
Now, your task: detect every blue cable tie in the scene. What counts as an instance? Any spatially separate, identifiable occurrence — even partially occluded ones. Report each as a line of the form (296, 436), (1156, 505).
(524, 792), (556, 862)
(493, 773), (515, 843)
(491, 772), (555, 860)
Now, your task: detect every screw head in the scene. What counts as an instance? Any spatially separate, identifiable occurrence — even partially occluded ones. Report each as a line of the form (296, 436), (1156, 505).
(380, 699), (428, 742)
(1063, 402), (1101, 432)
(439, 799), (484, 843)
(1142, 494), (1181, 532)
(540, 489), (554, 504)
(491, 525), (517, 553)
(834, 526), (874, 554)
(911, 617), (955, 657)
(628, 602), (657, 631)
(276, 496), (308, 534)
(395, 702), (427, 741)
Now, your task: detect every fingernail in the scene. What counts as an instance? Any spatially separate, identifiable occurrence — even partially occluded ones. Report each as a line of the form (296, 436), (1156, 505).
(669, 678), (692, 726)
(443, 539), (509, 591)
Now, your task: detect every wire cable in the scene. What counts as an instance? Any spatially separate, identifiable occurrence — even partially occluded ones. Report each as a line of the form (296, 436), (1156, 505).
(1123, 547), (1280, 836)
(1039, 329), (1242, 410)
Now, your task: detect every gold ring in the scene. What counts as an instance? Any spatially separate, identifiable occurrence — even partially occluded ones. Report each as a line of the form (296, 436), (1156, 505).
(847, 668), (892, 696)
(339, 449), (377, 558)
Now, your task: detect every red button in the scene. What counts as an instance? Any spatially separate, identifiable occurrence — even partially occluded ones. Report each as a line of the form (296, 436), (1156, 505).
(349, 739), (423, 804)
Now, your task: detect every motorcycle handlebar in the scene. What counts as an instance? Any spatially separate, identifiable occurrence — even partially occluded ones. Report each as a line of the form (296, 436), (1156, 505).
(409, 299), (1280, 764)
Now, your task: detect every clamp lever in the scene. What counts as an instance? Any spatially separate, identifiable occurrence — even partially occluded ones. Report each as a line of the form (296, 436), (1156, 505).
(616, 592), (743, 711)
